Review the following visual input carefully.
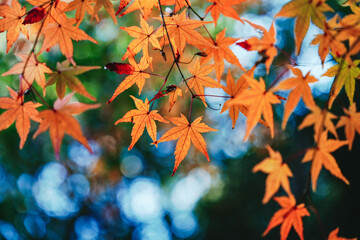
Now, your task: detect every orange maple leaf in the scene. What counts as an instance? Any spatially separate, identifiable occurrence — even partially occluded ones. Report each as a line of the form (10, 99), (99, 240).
(0, 87), (42, 149)
(302, 131), (348, 191)
(2, 53), (52, 94)
(276, 0), (333, 55)
(0, 0), (29, 53)
(328, 228), (357, 240)
(187, 59), (219, 106)
(298, 105), (338, 138)
(253, 145), (293, 204)
(92, 0), (117, 23)
(275, 66), (317, 129)
(154, 114), (217, 175)
(232, 76), (281, 141)
(337, 103), (360, 150)
(198, 28), (245, 81)
(263, 195), (310, 240)
(205, 0), (245, 26)
(121, 17), (161, 67)
(311, 15), (347, 65)
(220, 67), (267, 129)
(33, 93), (100, 159)
(237, 20), (277, 74)
(65, 0), (99, 26)
(156, 10), (214, 53)
(107, 57), (150, 103)
(26, 0), (68, 24)
(39, 18), (98, 64)
(220, 69), (249, 128)
(115, 96), (168, 150)
(119, 0), (158, 20)
(45, 59), (99, 101)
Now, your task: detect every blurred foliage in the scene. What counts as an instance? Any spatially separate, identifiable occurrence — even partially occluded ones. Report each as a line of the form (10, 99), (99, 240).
(0, 0), (359, 239)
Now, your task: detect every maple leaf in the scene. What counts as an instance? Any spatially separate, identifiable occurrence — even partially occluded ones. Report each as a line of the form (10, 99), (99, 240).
(0, 87), (42, 149)
(338, 4), (360, 57)
(298, 105), (338, 138)
(119, 0), (158, 20)
(2, 53), (52, 94)
(205, 0), (245, 26)
(275, 66), (317, 129)
(46, 59), (99, 101)
(336, 103), (360, 150)
(263, 195), (310, 240)
(220, 67), (267, 128)
(276, 0), (333, 55)
(121, 17), (161, 67)
(237, 20), (277, 74)
(92, 0), (117, 24)
(253, 145), (293, 204)
(65, 0), (99, 26)
(232, 76), (281, 141)
(156, 11), (214, 54)
(311, 15), (347, 65)
(220, 69), (248, 128)
(107, 57), (150, 103)
(154, 114), (217, 175)
(328, 228), (357, 240)
(26, 0), (68, 24)
(322, 58), (360, 108)
(0, 0), (29, 53)
(115, 96), (168, 150)
(187, 59), (219, 106)
(33, 93), (100, 159)
(39, 18), (98, 64)
(198, 28), (245, 81)
(302, 131), (348, 191)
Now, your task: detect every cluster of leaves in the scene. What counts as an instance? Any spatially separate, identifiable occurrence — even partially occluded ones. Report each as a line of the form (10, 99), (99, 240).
(0, 0), (359, 239)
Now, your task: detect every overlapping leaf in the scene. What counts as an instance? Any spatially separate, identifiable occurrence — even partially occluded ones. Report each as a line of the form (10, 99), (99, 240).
(232, 76), (281, 141)
(2, 53), (52, 94)
(198, 28), (245, 81)
(107, 57), (150, 103)
(121, 17), (161, 67)
(156, 11), (213, 53)
(187, 59), (219, 106)
(39, 18), (98, 63)
(298, 105), (338, 138)
(0, 0), (29, 53)
(275, 66), (317, 129)
(33, 93), (100, 159)
(46, 59), (99, 101)
(276, 0), (333, 55)
(237, 21), (277, 74)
